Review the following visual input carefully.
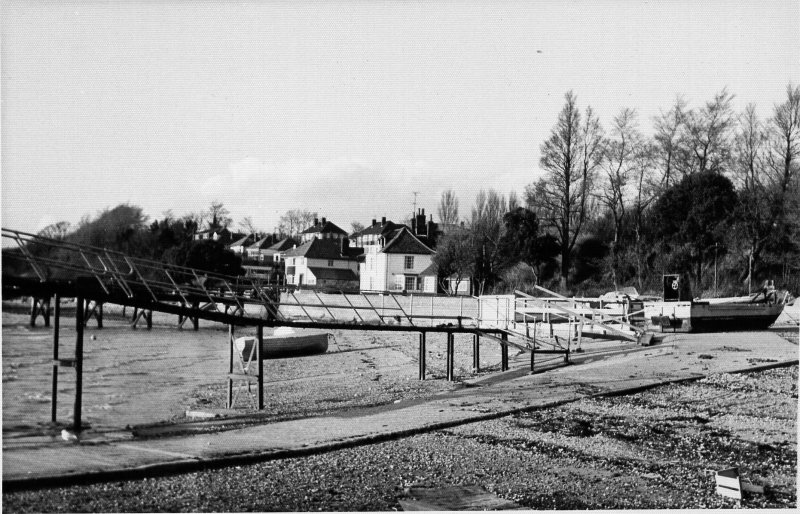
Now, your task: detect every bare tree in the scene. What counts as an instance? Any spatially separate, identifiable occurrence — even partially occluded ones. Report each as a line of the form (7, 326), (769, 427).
(631, 140), (659, 289)
(437, 189), (460, 227)
(678, 88), (736, 176)
(763, 83), (800, 281)
(37, 221), (72, 240)
(507, 190), (520, 212)
(278, 209), (318, 238)
(350, 221), (365, 235)
(599, 108), (643, 289)
(470, 189), (507, 294)
(526, 91), (602, 288)
(207, 201), (232, 229)
(238, 216), (259, 237)
(652, 95), (687, 190)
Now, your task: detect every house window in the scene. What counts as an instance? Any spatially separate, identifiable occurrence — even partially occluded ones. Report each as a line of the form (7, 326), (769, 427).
(404, 256), (414, 270)
(405, 276), (416, 291)
(328, 259), (334, 267)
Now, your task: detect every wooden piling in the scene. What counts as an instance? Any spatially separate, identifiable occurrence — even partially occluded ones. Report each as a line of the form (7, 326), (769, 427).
(74, 296), (84, 432)
(501, 332), (508, 371)
(418, 332), (427, 380)
(446, 332), (454, 381)
(51, 295), (60, 423)
(257, 324), (264, 410)
(472, 333), (480, 372)
(227, 324), (235, 408)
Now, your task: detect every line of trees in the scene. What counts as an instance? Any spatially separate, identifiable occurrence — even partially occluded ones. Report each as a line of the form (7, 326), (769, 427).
(434, 85), (800, 297)
(12, 84), (798, 296)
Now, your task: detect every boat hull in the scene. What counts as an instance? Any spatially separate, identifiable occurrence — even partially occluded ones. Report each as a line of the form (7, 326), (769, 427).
(236, 332), (329, 359)
(689, 303), (784, 332)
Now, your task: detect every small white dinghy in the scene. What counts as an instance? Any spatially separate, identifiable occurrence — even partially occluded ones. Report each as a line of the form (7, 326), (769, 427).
(235, 327), (329, 360)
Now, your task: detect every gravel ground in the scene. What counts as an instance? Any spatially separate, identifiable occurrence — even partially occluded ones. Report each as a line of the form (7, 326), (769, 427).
(4, 365), (796, 512)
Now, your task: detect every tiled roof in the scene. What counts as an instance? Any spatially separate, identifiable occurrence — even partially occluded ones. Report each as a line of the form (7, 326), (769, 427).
(301, 220), (347, 235)
(247, 235), (279, 250)
(352, 220), (404, 237)
(284, 238), (355, 260)
(381, 227), (435, 255)
(268, 237), (298, 252)
(229, 235), (254, 247)
(419, 262), (438, 276)
(307, 267), (358, 281)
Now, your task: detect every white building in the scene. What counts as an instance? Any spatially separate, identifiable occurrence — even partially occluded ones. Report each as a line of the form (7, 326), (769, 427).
(284, 238), (362, 290)
(360, 226), (436, 293)
(299, 217), (348, 244)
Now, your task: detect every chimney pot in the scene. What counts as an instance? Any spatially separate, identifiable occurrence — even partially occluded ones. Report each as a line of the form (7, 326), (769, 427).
(381, 216), (386, 225)
(372, 218), (376, 226)
(321, 217), (326, 225)
(314, 218), (319, 226)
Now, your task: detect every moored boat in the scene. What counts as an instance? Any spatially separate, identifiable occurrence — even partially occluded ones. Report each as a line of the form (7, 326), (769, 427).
(689, 301), (785, 332)
(235, 328), (329, 359)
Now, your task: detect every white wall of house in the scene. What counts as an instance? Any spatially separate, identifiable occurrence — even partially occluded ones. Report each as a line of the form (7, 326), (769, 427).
(360, 249), (433, 292)
(286, 255), (358, 286)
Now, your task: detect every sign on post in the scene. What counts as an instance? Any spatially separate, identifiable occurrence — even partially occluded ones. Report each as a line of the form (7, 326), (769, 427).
(715, 468), (742, 500)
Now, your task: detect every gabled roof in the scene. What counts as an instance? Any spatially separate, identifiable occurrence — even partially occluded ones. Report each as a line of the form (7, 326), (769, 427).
(284, 238), (355, 260)
(381, 227), (435, 255)
(229, 235), (255, 247)
(247, 235), (279, 250)
(307, 267), (358, 281)
(268, 237), (298, 252)
(352, 219), (404, 238)
(301, 220), (347, 236)
(419, 262), (438, 276)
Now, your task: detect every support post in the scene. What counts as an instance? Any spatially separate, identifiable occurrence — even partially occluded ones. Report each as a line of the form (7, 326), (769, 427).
(74, 295), (84, 432)
(418, 332), (426, 380)
(257, 324), (264, 410)
(531, 321), (537, 372)
(51, 295), (60, 423)
(472, 333), (480, 372)
(227, 324), (235, 408)
(501, 332), (508, 371)
(192, 301), (199, 330)
(446, 332), (454, 381)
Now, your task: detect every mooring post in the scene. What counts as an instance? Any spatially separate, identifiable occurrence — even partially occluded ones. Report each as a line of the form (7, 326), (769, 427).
(192, 301), (200, 330)
(501, 332), (509, 371)
(446, 332), (454, 381)
(227, 324), (235, 408)
(472, 333), (480, 372)
(418, 332), (426, 380)
(74, 295), (85, 432)
(257, 324), (264, 410)
(531, 321), (537, 372)
(51, 294), (60, 423)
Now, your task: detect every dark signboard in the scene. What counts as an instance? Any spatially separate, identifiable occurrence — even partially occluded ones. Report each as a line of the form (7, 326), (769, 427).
(663, 274), (681, 301)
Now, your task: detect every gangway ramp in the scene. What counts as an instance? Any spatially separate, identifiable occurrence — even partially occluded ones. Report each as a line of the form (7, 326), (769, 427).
(2, 227), (506, 431)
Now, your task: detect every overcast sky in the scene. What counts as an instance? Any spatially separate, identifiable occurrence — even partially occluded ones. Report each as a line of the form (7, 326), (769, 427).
(2, 0), (799, 237)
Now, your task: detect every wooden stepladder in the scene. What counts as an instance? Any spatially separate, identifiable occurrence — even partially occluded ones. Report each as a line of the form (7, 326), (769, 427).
(83, 300), (103, 328)
(227, 325), (265, 410)
(30, 296), (51, 327)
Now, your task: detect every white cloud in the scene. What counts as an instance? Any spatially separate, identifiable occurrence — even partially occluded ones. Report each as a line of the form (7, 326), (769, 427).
(198, 156), (539, 232)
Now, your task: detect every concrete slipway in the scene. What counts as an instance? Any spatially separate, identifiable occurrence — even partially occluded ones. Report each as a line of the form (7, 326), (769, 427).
(2, 330), (797, 490)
